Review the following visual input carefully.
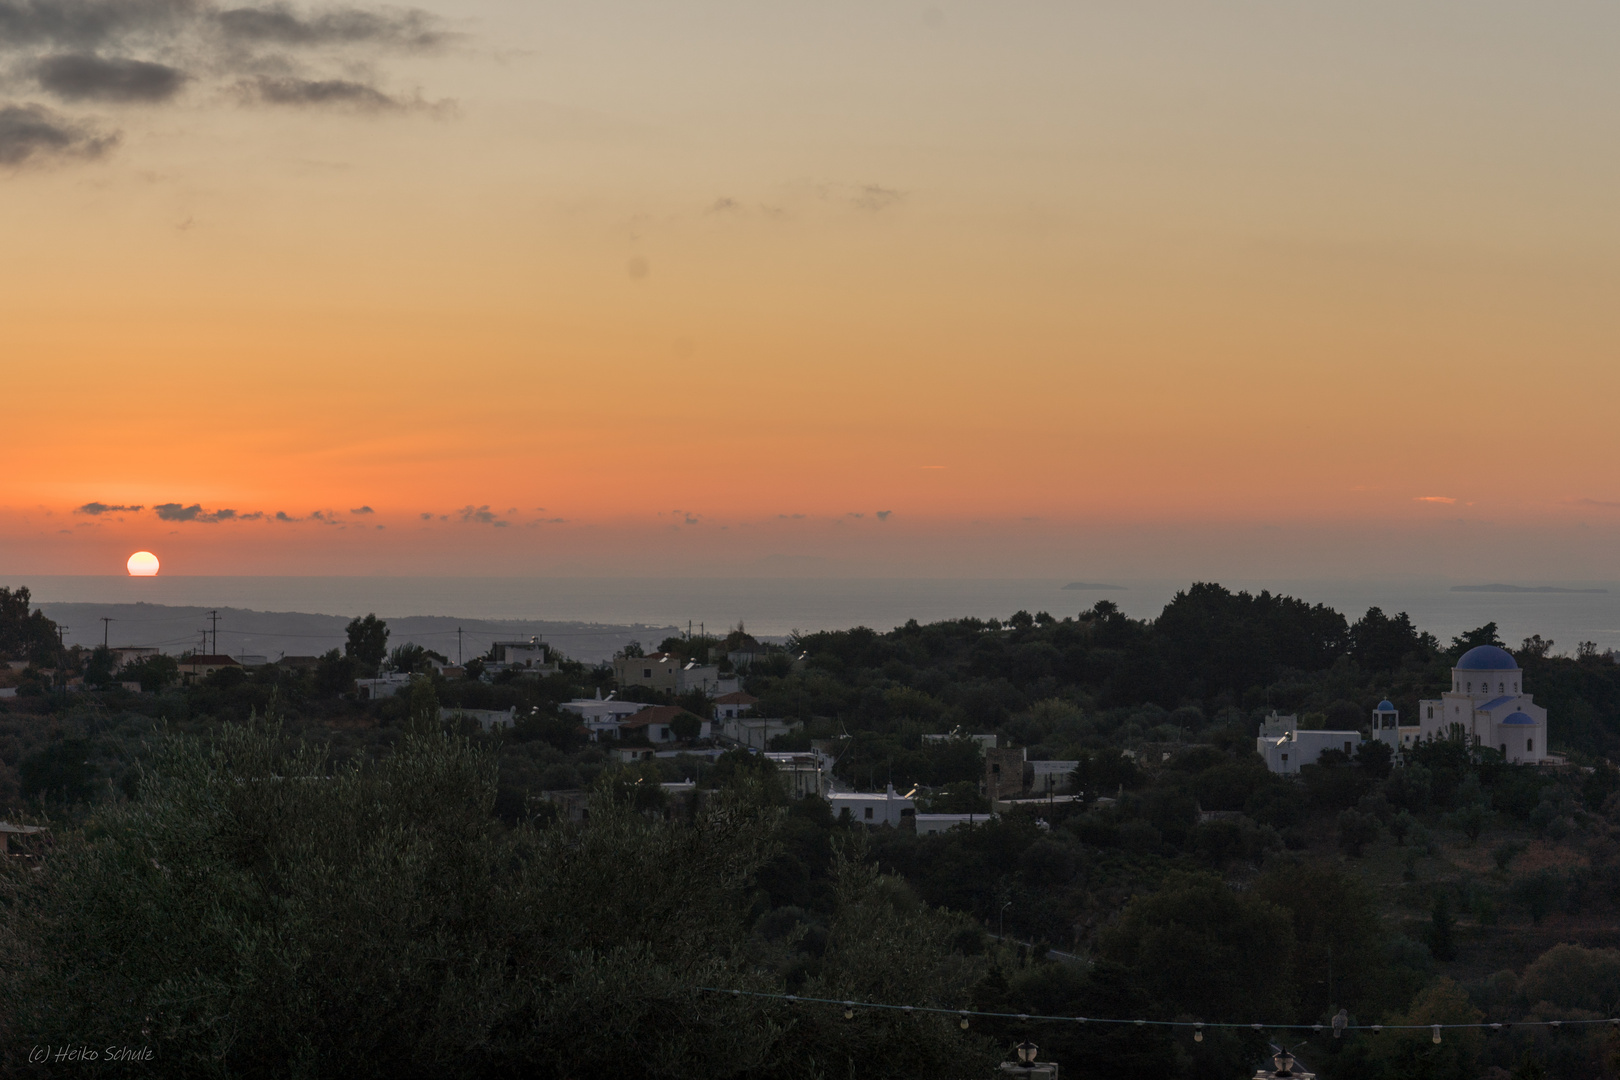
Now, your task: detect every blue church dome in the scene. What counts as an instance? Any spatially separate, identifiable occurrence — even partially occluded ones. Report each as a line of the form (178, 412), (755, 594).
(1501, 711), (1536, 726)
(1457, 645), (1518, 671)
(1375, 700), (1396, 712)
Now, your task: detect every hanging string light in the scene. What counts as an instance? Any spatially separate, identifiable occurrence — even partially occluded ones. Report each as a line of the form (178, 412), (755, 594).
(696, 987), (1615, 1037)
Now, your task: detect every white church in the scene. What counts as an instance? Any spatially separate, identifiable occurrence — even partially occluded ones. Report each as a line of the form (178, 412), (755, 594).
(1414, 644), (1548, 764)
(1266, 644), (1552, 774)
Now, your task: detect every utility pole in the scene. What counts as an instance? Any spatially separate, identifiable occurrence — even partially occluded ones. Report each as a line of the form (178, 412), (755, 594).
(207, 610), (220, 656)
(457, 627), (463, 666)
(101, 617), (114, 649)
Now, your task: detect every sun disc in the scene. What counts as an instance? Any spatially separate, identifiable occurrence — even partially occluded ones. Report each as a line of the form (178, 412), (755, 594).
(127, 551), (160, 577)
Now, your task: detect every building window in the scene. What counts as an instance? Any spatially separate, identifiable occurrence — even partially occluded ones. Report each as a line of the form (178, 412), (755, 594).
(1427, 706), (1434, 719)
(1498, 683), (1504, 693)
(1281, 754), (1288, 764)
(863, 807), (874, 820)
(1527, 739), (1533, 753)
(1467, 682), (1472, 692)
(643, 668), (652, 678)
(1501, 744), (1507, 755)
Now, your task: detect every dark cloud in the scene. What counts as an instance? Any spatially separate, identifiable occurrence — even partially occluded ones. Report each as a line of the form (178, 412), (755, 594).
(0, 103), (115, 165)
(0, 0), (197, 49)
(154, 502), (238, 522)
(350, 505), (373, 513)
(876, 510), (892, 521)
(419, 512), (432, 520)
(0, 0), (450, 166)
(75, 501), (143, 515)
(35, 54), (188, 102)
(275, 510), (301, 521)
(457, 504), (503, 525)
(236, 75), (400, 109)
(216, 3), (445, 48)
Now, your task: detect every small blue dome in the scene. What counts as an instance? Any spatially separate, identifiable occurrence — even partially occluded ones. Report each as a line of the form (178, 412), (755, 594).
(1501, 711), (1536, 726)
(1457, 645), (1518, 671)
(1375, 700), (1396, 712)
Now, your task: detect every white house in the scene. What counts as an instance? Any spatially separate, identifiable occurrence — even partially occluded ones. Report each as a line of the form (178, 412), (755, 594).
(1417, 645), (1549, 764)
(356, 672), (412, 699)
(914, 812), (995, 836)
(765, 752), (830, 798)
(440, 705), (517, 732)
(1257, 727), (1363, 775)
(828, 784), (916, 827)
(1030, 759), (1079, 794)
(619, 705), (710, 743)
(712, 692), (759, 721)
(560, 697), (649, 739)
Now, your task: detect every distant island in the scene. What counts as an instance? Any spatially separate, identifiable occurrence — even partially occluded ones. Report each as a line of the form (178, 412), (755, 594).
(1452, 584), (1608, 594)
(1061, 582), (1127, 591)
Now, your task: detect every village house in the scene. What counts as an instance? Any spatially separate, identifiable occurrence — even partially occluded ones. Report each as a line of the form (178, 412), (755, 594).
(827, 784), (915, 827)
(177, 654), (242, 683)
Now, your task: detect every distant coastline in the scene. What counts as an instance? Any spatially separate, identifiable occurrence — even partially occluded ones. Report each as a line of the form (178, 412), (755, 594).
(1452, 584), (1608, 595)
(1061, 582), (1127, 591)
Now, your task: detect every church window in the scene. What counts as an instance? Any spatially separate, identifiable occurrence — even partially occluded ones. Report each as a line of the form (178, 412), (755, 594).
(1498, 683), (1504, 693)
(1501, 744), (1507, 755)
(1527, 739), (1533, 753)
(1427, 706), (1434, 719)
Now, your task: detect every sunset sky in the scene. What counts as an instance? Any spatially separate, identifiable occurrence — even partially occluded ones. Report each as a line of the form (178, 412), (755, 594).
(4, 0), (1619, 579)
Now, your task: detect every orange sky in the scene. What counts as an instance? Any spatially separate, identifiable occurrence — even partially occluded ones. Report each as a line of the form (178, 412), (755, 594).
(4, 0), (1619, 578)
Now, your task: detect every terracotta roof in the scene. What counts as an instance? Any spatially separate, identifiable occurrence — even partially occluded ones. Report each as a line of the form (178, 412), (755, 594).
(618, 705), (695, 728)
(713, 692), (758, 705)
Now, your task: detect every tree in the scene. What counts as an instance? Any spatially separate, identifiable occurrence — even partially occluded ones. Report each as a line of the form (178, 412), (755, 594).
(314, 648), (357, 695)
(1337, 808), (1379, 857)
(1349, 606), (1438, 672)
(669, 711), (703, 742)
(2, 723), (999, 1079)
(123, 653), (179, 692)
(1100, 871), (1296, 1021)
(1390, 808), (1414, 845)
(1366, 977), (1483, 1080)
(407, 675), (440, 736)
(1451, 622), (1505, 654)
(389, 642), (448, 675)
(1445, 802), (1489, 845)
(1430, 891), (1457, 960)
(1355, 739), (1394, 780)
(344, 614), (389, 677)
(18, 738), (98, 804)
(0, 585), (60, 665)
(1252, 861), (1385, 1021)
(84, 646), (119, 689)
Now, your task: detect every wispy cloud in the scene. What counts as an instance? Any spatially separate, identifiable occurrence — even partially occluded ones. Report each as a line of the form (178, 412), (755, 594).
(0, 103), (115, 166)
(1570, 497), (1620, 509)
(350, 505), (374, 514)
(876, 510), (892, 521)
(1414, 496), (1457, 504)
(75, 501), (142, 515)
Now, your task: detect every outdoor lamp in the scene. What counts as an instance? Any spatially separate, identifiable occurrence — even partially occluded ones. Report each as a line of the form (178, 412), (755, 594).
(1432, 1025), (1442, 1044)
(1271, 1049), (1296, 1075)
(959, 1011), (970, 1030)
(1193, 1022), (1203, 1042)
(842, 1003), (854, 1021)
(1014, 1041), (1039, 1066)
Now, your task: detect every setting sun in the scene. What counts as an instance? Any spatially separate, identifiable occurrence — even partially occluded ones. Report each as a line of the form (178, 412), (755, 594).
(126, 551), (160, 577)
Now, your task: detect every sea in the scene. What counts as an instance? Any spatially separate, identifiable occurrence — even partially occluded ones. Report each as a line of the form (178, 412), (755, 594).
(11, 576), (1620, 666)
